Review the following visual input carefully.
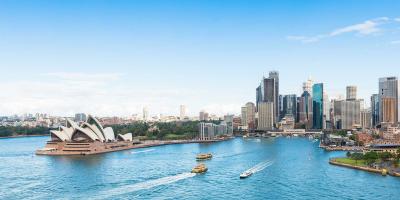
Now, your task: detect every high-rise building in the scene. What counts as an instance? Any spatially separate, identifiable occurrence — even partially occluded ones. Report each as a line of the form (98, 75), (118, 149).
(256, 86), (262, 111)
(245, 102), (256, 130)
(223, 115), (234, 135)
(241, 106), (247, 127)
(361, 109), (372, 129)
(379, 77), (399, 124)
(269, 71), (280, 122)
(179, 105), (186, 120)
(257, 102), (274, 130)
(312, 83), (324, 129)
(381, 97), (397, 124)
(323, 92), (331, 129)
(282, 94), (297, 121)
(346, 86), (357, 101)
(298, 91), (313, 129)
(371, 94), (380, 127)
(302, 77), (313, 94)
(333, 99), (343, 129)
(340, 100), (362, 129)
(256, 71), (279, 125)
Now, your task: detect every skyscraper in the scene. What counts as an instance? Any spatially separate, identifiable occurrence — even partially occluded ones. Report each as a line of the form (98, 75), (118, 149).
(245, 102), (256, 130)
(361, 109), (372, 129)
(371, 94), (380, 127)
(257, 102), (274, 130)
(179, 105), (186, 120)
(241, 106), (247, 127)
(379, 77), (399, 124)
(340, 100), (362, 129)
(256, 71), (279, 126)
(298, 91), (313, 129)
(312, 83), (324, 129)
(302, 77), (313, 94)
(346, 86), (357, 100)
(282, 94), (297, 121)
(269, 71), (280, 122)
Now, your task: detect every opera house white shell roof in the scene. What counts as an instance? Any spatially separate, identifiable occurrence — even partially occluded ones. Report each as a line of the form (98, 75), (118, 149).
(50, 115), (132, 142)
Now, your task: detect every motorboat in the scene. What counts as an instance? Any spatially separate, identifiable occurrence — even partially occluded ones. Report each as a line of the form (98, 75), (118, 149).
(240, 171), (253, 179)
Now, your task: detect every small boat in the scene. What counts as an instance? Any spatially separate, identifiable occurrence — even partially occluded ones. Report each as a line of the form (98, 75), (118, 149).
(240, 171), (253, 179)
(191, 164), (208, 173)
(196, 153), (212, 160)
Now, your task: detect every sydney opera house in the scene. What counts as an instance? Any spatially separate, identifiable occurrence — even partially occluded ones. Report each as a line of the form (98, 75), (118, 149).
(36, 115), (135, 155)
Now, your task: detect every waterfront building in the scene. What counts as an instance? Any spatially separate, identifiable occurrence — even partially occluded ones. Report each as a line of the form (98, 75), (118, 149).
(50, 115), (130, 143)
(232, 116), (241, 131)
(298, 91), (313, 129)
(257, 102), (274, 130)
(179, 105), (186, 120)
(241, 106), (247, 129)
(278, 115), (295, 130)
(223, 115), (234, 135)
(74, 113), (87, 123)
(312, 83), (324, 129)
(371, 94), (380, 127)
(346, 86), (357, 101)
(199, 122), (228, 140)
(245, 102), (256, 130)
(256, 71), (279, 125)
(379, 77), (399, 124)
(282, 95), (297, 122)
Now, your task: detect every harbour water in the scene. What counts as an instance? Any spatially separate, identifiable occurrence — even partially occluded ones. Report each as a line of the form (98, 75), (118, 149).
(1, 136), (399, 200)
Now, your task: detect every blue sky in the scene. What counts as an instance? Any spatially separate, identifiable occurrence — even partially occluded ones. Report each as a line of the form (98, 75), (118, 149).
(0, 0), (399, 117)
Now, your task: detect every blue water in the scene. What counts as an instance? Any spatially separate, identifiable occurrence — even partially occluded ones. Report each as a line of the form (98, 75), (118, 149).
(1, 136), (399, 200)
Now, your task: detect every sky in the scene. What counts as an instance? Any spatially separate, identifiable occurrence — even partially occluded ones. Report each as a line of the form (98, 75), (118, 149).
(0, 0), (399, 117)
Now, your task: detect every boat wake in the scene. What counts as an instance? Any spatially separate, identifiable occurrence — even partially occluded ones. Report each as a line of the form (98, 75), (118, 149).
(96, 173), (196, 199)
(245, 160), (274, 174)
(131, 149), (155, 154)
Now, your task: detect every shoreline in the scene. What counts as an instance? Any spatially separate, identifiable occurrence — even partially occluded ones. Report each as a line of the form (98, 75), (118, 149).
(0, 134), (49, 139)
(329, 158), (400, 177)
(36, 137), (232, 156)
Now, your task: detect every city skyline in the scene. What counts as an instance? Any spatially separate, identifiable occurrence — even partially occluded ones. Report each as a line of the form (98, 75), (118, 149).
(1, 0), (400, 116)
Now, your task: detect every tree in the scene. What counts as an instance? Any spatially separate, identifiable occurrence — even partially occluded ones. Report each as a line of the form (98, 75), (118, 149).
(363, 151), (378, 165)
(351, 153), (364, 165)
(395, 148), (400, 167)
(379, 152), (393, 162)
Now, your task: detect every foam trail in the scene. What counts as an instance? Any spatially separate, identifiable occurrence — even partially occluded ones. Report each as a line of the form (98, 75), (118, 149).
(131, 149), (155, 154)
(245, 160), (274, 174)
(96, 173), (196, 199)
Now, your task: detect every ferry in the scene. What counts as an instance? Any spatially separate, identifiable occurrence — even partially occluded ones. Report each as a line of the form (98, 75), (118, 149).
(196, 153), (213, 161)
(191, 164), (208, 173)
(240, 171), (253, 179)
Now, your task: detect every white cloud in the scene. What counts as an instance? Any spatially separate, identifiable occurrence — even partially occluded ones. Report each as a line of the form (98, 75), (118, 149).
(287, 17), (390, 43)
(0, 72), (227, 117)
(395, 18), (400, 22)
